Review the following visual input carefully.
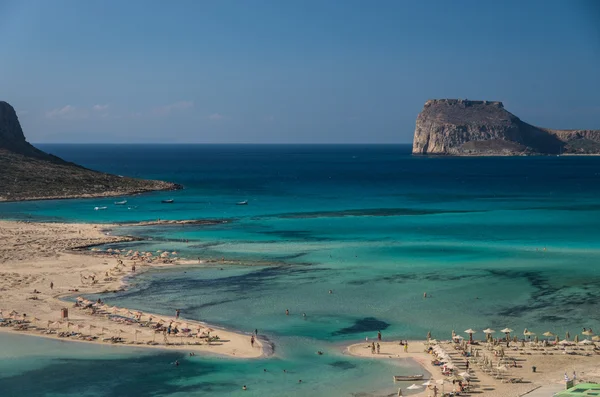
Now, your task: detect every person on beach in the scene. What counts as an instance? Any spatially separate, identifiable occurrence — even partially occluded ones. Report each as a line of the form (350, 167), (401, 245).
(433, 385), (438, 397)
(132, 264), (136, 272)
(285, 309), (289, 315)
(404, 342), (408, 353)
(251, 335), (255, 347)
(175, 309), (180, 319)
(242, 385), (247, 390)
(254, 329), (258, 335)
(371, 342), (376, 354)
(377, 331), (382, 341)
(376, 343), (380, 354)
(466, 360), (469, 370)
(174, 360), (179, 367)
(423, 292), (427, 298)
(50, 281), (54, 290)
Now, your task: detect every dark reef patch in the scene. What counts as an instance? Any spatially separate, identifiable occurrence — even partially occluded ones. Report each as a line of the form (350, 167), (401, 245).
(329, 360), (357, 370)
(332, 317), (390, 336)
(271, 207), (485, 219)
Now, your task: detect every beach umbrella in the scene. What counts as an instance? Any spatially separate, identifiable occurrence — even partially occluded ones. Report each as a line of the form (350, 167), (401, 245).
(566, 331), (570, 341)
(464, 329), (476, 342)
(427, 331), (431, 340)
(407, 384), (421, 390)
(524, 330), (535, 337)
(592, 335), (600, 341)
(483, 328), (495, 334)
(454, 335), (464, 340)
(582, 330), (594, 336)
(543, 331), (554, 337)
(574, 335), (580, 343)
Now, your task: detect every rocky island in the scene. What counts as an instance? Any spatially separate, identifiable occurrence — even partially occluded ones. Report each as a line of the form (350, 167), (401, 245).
(0, 100), (181, 201)
(412, 99), (600, 155)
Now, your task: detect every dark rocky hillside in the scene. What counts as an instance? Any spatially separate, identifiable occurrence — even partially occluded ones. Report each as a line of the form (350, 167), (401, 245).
(0, 101), (181, 201)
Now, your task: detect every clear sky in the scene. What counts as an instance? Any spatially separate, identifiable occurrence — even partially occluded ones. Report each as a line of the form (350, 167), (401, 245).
(1, 0), (599, 144)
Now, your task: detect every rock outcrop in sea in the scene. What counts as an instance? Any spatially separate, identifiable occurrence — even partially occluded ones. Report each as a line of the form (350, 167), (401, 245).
(412, 99), (600, 155)
(0, 100), (182, 201)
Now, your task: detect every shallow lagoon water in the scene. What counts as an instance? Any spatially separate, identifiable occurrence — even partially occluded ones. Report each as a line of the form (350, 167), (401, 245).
(1, 144), (600, 396)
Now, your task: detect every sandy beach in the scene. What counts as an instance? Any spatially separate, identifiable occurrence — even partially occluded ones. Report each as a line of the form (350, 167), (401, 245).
(347, 339), (600, 396)
(0, 220), (264, 358)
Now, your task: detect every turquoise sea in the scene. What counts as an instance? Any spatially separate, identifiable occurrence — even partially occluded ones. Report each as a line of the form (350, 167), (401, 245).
(1, 144), (600, 396)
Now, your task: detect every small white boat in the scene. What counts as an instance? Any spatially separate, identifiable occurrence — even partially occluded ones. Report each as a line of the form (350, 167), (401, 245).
(393, 375), (424, 382)
(161, 199), (174, 204)
(236, 200), (248, 205)
(94, 206), (108, 211)
(114, 200), (127, 205)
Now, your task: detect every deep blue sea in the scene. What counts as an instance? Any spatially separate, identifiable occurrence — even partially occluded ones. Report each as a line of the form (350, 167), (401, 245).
(1, 144), (600, 396)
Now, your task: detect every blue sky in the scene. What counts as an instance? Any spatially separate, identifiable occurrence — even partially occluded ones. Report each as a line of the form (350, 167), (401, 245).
(1, 0), (599, 143)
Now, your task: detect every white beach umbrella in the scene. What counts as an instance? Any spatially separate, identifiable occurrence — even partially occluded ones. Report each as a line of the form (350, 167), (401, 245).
(483, 328), (495, 334)
(542, 331), (555, 337)
(582, 330), (594, 336)
(407, 384), (421, 390)
(524, 330), (535, 336)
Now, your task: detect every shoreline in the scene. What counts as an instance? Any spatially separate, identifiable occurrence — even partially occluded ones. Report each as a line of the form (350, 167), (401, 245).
(0, 183), (183, 203)
(0, 220), (265, 358)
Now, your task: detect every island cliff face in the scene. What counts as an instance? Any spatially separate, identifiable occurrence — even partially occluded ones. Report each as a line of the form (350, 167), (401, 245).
(412, 99), (600, 155)
(0, 100), (181, 201)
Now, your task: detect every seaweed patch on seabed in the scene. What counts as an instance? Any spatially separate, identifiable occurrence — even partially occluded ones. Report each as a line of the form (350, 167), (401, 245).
(329, 360), (357, 370)
(126, 265), (333, 295)
(270, 207), (486, 219)
(332, 317), (390, 336)
(484, 269), (600, 324)
(0, 353), (224, 396)
(259, 229), (332, 242)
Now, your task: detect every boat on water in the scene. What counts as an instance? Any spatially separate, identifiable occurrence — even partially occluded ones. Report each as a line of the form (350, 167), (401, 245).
(236, 200), (248, 205)
(393, 375), (424, 382)
(161, 199), (174, 204)
(127, 206), (138, 210)
(114, 200), (127, 205)
(94, 206), (108, 211)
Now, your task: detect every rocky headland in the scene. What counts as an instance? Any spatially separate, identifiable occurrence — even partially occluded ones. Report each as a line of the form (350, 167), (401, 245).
(0, 100), (182, 201)
(412, 99), (600, 155)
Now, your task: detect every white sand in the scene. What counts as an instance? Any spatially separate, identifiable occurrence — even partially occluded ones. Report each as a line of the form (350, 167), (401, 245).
(0, 220), (263, 358)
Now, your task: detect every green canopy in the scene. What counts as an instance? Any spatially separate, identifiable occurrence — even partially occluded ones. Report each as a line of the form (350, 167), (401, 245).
(554, 383), (600, 397)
